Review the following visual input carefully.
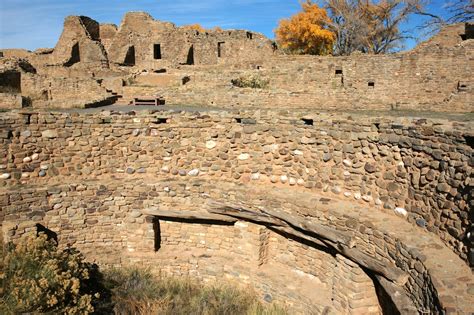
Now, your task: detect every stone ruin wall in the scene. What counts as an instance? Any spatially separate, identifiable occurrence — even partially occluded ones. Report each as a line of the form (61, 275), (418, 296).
(0, 110), (471, 260)
(0, 16), (472, 112)
(0, 109), (472, 313)
(126, 23), (472, 112)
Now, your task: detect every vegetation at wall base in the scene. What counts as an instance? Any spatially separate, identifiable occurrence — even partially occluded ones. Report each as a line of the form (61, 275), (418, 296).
(0, 234), (287, 315)
(232, 73), (270, 89)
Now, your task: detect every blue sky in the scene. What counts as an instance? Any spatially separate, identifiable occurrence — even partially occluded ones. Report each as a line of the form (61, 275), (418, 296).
(0, 0), (452, 51)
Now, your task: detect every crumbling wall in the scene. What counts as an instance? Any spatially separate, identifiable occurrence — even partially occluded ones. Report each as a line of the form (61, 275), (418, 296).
(50, 16), (108, 69)
(105, 12), (274, 68)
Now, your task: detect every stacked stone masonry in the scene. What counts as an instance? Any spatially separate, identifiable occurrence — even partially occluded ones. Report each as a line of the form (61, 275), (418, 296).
(0, 15), (472, 112)
(0, 109), (472, 313)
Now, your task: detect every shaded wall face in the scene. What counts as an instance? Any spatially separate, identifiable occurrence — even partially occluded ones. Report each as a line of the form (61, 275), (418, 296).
(0, 71), (21, 93)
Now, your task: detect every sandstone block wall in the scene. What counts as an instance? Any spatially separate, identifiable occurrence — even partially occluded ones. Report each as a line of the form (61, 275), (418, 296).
(0, 110), (471, 262)
(1, 178), (472, 313)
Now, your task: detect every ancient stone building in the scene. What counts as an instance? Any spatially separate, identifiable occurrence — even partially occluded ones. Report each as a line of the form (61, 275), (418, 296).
(0, 14), (472, 112)
(0, 11), (473, 315)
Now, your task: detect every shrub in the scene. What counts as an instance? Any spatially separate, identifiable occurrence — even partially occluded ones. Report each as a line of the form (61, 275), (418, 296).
(0, 234), (98, 314)
(232, 73), (269, 89)
(102, 267), (287, 315)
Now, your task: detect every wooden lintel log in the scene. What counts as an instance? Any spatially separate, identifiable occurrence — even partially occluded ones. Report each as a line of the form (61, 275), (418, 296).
(337, 244), (409, 286)
(208, 201), (353, 245)
(208, 201), (408, 286)
(270, 226), (330, 249)
(142, 207), (237, 223)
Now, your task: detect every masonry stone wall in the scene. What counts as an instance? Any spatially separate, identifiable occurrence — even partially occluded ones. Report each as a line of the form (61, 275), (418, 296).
(137, 30), (472, 112)
(2, 15), (471, 112)
(1, 178), (472, 313)
(0, 110), (471, 262)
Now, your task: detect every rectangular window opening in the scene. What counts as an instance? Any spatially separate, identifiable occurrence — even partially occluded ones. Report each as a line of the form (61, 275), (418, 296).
(335, 69), (343, 75)
(154, 44), (162, 59)
(153, 218), (161, 251)
(218, 42), (225, 58)
(368, 81), (375, 88)
(301, 118), (314, 126)
(246, 32), (253, 40)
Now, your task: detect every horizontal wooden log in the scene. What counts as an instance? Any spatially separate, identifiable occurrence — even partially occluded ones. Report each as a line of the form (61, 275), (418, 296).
(142, 207), (237, 223)
(207, 201), (408, 285)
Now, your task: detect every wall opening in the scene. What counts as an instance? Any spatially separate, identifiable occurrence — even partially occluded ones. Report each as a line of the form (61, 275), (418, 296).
(458, 81), (468, 91)
(186, 45), (194, 65)
(64, 43), (80, 67)
(368, 81), (375, 88)
(247, 32), (253, 40)
(153, 218), (161, 251)
(218, 42), (225, 58)
(301, 118), (314, 126)
(466, 136), (474, 149)
(123, 46), (135, 66)
(0, 71), (21, 93)
(153, 117), (168, 124)
(182, 76), (191, 85)
(335, 68), (343, 75)
(154, 44), (162, 59)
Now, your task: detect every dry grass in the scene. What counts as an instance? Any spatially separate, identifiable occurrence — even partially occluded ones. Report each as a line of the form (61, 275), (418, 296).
(101, 267), (287, 315)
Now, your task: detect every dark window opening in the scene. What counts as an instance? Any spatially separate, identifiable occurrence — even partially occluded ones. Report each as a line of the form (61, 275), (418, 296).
(466, 136), (474, 149)
(301, 118), (314, 126)
(123, 46), (135, 66)
(186, 45), (194, 65)
(64, 43), (80, 67)
(458, 81), (468, 91)
(373, 123), (380, 130)
(464, 23), (473, 40)
(153, 218), (161, 251)
(154, 44), (162, 59)
(246, 32), (253, 39)
(335, 69), (343, 75)
(0, 71), (21, 93)
(182, 76), (191, 85)
(234, 117), (242, 123)
(153, 118), (168, 124)
(0, 51), (4, 58)
(218, 42), (225, 58)
(256, 65), (262, 70)
(368, 81), (375, 88)
(154, 68), (167, 73)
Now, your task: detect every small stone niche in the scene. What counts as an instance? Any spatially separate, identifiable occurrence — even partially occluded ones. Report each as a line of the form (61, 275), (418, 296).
(246, 32), (253, 40)
(335, 67), (343, 75)
(368, 81), (375, 88)
(218, 42), (225, 58)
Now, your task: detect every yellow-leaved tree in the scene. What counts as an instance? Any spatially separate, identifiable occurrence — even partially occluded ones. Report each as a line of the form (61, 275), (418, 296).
(275, 1), (335, 55)
(183, 24), (205, 32)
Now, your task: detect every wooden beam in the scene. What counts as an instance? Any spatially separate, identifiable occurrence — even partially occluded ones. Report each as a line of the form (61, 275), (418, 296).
(142, 207), (237, 223)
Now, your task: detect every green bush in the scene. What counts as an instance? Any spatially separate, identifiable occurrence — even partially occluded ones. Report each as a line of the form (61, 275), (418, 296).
(232, 73), (269, 89)
(0, 233), (99, 314)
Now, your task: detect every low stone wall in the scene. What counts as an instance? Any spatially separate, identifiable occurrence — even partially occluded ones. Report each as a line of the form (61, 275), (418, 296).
(0, 110), (471, 263)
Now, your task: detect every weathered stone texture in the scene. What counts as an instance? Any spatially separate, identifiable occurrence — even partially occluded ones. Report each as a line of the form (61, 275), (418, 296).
(0, 110), (471, 264)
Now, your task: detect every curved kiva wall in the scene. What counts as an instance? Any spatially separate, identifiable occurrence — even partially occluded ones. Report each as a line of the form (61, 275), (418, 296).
(1, 180), (473, 313)
(0, 109), (472, 313)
